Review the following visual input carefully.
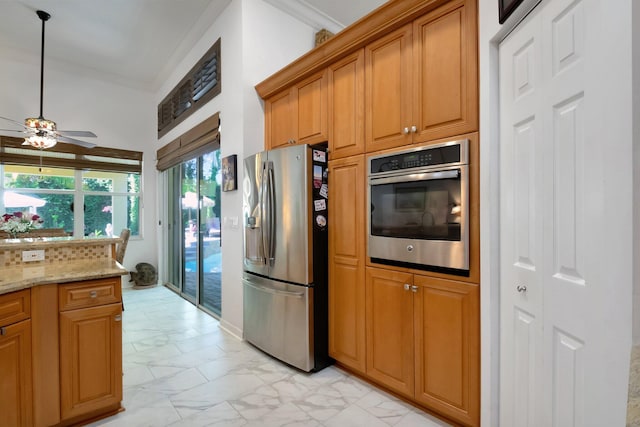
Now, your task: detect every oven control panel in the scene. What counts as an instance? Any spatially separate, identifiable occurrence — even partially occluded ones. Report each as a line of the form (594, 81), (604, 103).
(369, 140), (466, 174)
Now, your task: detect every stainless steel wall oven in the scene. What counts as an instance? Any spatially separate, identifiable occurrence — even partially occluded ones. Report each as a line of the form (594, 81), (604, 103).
(368, 139), (469, 274)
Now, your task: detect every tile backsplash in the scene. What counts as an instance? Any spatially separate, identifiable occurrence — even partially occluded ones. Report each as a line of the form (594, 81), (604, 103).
(1, 244), (112, 267)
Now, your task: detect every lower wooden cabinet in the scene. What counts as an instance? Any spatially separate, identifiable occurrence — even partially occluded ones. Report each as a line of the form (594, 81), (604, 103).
(59, 302), (123, 421)
(365, 266), (479, 427)
(0, 319), (33, 427)
(365, 268), (414, 397)
(0, 277), (123, 426)
(414, 275), (479, 426)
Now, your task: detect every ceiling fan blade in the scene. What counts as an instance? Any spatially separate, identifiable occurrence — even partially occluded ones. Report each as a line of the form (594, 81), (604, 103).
(0, 116), (29, 129)
(57, 130), (97, 138)
(56, 135), (96, 148)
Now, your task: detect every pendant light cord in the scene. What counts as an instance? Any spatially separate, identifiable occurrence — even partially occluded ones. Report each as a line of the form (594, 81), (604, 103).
(36, 10), (51, 120)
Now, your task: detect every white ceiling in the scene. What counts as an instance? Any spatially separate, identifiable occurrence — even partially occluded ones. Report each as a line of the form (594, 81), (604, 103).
(0, 0), (386, 92)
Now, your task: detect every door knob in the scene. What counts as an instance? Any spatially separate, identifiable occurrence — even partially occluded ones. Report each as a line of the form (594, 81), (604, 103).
(404, 284), (410, 291)
(403, 127), (410, 134)
(411, 285), (419, 293)
(517, 285), (527, 293)
(410, 125), (417, 133)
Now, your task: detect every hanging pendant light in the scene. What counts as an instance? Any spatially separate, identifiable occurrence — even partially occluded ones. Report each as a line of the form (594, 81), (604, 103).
(24, 10), (58, 149)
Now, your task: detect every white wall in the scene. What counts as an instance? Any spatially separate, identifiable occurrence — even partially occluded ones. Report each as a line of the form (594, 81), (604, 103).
(155, 0), (316, 336)
(632, 0), (640, 346)
(0, 51), (158, 275)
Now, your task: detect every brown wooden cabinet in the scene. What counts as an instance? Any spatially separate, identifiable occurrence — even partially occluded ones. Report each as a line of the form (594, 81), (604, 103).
(365, 267), (414, 398)
(328, 49), (365, 159)
(365, 0), (478, 152)
(265, 70), (328, 149)
(414, 275), (479, 427)
(58, 278), (123, 424)
(364, 267), (479, 427)
(0, 289), (33, 427)
(328, 155), (366, 373)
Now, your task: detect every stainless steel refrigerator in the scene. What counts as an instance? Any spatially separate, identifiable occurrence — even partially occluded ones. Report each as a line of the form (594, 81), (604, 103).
(242, 144), (331, 372)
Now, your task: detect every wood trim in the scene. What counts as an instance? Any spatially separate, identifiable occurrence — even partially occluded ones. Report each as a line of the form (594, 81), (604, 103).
(255, 0), (450, 99)
(156, 112), (220, 171)
(31, 284), (61, 427)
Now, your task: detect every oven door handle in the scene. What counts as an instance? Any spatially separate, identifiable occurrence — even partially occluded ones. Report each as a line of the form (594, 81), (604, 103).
(369, 169), (460, 185)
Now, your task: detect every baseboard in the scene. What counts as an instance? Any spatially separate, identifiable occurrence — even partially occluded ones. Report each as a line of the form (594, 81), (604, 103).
(219, 318), (243, 340)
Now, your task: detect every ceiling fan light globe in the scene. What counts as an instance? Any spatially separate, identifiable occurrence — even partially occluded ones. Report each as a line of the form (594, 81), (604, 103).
(25, 117), (57, 132)
(24, 133), (57, 149)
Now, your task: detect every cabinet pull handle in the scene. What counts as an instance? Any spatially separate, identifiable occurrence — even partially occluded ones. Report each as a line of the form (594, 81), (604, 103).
(0, 327), (5, 336)
(89, 290), (98, 298)
(404, 283), (411, 291)
(411, 285), (419, 293)
(517, 285), (527, 293)
(114, 315), (122, 322)
(410, 125), (417, 133)
(403, 127), (410, 134)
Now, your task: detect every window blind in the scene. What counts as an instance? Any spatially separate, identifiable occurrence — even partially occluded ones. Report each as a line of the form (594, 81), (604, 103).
(157, 38), (221, 138)
(156, 112), (220, 172)
(0, 136), (143, 174)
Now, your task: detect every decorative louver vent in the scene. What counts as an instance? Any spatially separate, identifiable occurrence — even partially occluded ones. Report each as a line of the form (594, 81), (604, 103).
(157, 38), (221, 138)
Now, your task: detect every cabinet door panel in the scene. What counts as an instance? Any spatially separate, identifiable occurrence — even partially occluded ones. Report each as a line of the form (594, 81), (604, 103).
(328, 50), (365, 159)
(414, 276), (479, 426)
(0, 319), (33, 427)
(328, 156), (366, 373)
(365, 24), (413, 152)
(366, 267), (414, 397)
(413, 0), (478, 143)
(296, 70), (327, 145)
(265, 89), (294, 149)
(60, 303), (122, 421)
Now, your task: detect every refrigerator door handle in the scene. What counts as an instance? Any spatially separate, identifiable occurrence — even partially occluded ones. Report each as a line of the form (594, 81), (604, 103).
(260, 162), (270, 262)
(267, 164), (276, 264)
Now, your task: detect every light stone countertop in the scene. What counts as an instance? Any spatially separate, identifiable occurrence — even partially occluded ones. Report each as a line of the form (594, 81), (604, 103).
(0, 258), (127, 295)
(0, 235), (122, 250)
(628, 346), (640, 426)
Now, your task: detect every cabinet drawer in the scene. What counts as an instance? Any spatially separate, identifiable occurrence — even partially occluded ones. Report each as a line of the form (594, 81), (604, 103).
(0, 289), (30, 326)
(59, 278), (121, 311)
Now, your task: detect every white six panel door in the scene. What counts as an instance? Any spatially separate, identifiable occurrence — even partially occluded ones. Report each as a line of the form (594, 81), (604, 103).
(500, 0), (630, 425)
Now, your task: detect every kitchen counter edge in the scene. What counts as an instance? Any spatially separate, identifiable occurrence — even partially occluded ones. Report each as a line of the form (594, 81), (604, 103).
(0, 258), (127, 295)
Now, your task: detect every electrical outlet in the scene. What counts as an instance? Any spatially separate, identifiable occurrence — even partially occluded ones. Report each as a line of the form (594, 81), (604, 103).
(22, 249), (45, 262)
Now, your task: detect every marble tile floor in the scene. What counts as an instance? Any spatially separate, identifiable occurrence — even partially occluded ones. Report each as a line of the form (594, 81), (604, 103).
(90, 285), (453, 427)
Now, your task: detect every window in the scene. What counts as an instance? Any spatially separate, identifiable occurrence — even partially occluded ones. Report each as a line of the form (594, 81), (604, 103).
(0, 136), (143, 237)
(1, 165), (141, 237)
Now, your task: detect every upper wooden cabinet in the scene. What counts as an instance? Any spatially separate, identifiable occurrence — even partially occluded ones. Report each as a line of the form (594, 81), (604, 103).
(265, 70), (328, 149)
(365, 0), (478, 152)
(328, 155), (366, 373)
(328, 50), (365, 159)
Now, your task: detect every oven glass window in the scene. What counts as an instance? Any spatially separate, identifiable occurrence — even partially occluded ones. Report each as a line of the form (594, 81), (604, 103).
(370, 175), (462, 241)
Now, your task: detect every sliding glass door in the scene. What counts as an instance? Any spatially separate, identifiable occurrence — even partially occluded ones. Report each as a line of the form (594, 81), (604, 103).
(167, 150), (222, 316)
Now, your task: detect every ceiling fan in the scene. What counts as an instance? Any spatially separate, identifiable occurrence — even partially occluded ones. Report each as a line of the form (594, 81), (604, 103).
(0, 10), (96, 149)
